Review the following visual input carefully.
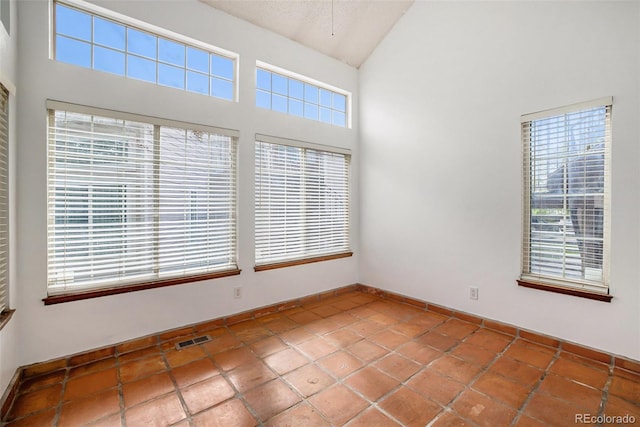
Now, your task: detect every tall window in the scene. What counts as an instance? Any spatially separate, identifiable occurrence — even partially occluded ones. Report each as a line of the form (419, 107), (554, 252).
(255, 135), (351, 269)
(256, 64), (350, 128)
(521, 97), (611, 294)
(0, 85), (8, 312)
(47, 102), (238, 296)
(53, 1), (236, 100)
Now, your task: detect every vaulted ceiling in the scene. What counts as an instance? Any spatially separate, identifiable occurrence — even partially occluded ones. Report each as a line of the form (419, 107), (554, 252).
(199, 0), (415, 68)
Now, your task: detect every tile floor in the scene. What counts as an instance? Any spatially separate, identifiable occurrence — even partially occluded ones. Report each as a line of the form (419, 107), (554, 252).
(3, 291), (640, 426)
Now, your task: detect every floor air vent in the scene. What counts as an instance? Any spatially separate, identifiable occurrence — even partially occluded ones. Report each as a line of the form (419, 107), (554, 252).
(175, 335), (211, 350)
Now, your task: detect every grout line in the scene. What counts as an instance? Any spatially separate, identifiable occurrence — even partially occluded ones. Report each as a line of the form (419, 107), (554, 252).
(198, 325), (265, 426)
(421, 316), (517, 427)
(114, 348), (126, 427)
(51, 365), (69, 426)
(159, 346), (193, 426)
(510, 343), (562, 426)
(597, 363), (614, 420)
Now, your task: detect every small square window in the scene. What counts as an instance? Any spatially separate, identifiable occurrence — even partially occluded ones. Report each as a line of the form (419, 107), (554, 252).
(289, 99), (303, 117)
(211, 55), (233, 80)
(93, 46), (125, 76)
(56, 4), (91, 41)
(127, 55), (156, 83)
(187, 47), (209, 73)
(94, 17), (125, 51)
(256, 90), (271, 109)
(211, 77), (233, 100)
(186, 71), (209, 95)
(127, 28), (157, 59)
(272, 94), (287, 113)
(158, 63), (185, 89)
(272, 74), (288, 96)
(159, 38), (185, 67)
(56, 36), (91, 68)
(257, 69), (271, 91)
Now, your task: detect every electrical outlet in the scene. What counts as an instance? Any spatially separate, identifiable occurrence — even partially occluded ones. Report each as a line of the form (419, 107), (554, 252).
(470, 287), (479, 300)
(234, 286), (242, 299)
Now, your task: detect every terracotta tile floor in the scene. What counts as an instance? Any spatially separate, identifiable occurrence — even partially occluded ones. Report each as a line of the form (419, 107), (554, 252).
(4, 292), (640, 426)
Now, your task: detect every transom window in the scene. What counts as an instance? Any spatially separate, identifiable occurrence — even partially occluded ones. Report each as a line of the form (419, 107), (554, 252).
(255, 135), (351, 269)
(521, 97), (611, 295)
(54, 1), (236, 100)
(256, 64), (349, 128)
(47, 102), (238, 295)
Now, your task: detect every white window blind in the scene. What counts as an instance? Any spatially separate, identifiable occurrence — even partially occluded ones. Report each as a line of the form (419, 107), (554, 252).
(255, 136), (350, 266)
(521, 97), (611, 292)
(0, 85), (8, 311)
(47, 103), (237, 294)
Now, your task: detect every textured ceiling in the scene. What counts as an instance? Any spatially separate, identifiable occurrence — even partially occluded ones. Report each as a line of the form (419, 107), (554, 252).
(199, 0), (414, 68)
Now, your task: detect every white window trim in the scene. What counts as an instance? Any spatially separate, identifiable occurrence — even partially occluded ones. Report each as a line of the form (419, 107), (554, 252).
(520, 97), (612, 294)
(521, 96), (612, 123)
(255, 133), (350, 156)
(46, 100), (239, 138)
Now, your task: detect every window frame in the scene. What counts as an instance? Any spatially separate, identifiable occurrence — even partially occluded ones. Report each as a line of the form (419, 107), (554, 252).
(519, 97), (612, 301)
(44, 101), (240, 304)
(255, 61), (352, 128)
(254, 134), (352, 270)
(0, 84), (9, 317)
(52, 0), (239, 101)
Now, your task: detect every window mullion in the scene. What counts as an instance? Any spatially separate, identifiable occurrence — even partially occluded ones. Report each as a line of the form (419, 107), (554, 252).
(153, 124), (161, 276)
(562, 116), (569, 279)
(302, 149), (308, 254)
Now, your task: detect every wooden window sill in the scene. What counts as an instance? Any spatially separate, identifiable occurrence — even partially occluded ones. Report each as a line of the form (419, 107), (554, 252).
(43, 268), (241, 305)
(255, 252), (353, 272)
(0, 309), (15, 332)
(517, 279), (612, 302)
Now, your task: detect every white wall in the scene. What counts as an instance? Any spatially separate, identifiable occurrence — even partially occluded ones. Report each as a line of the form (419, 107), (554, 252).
(0, 0), (19, 393)
(17, 0), (359, 365)
(359, 1), (640, 360)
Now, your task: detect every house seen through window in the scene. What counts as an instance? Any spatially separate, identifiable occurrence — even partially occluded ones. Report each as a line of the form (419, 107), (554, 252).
(47, 104), (238, 294)
(521, 98), (611, 294)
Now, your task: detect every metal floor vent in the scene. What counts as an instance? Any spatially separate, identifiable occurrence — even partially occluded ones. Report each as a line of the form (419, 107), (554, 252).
(175, 335), (211, 350)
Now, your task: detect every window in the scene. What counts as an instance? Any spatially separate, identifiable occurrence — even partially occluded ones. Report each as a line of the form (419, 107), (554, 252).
(1, 0), (9, 34)
(53, 1), (236, 100)
(255, 135), (351, 269)
(520, 97), (611, 296)
(256, 63), (349, 128)
(0, 85), (8, 312)
(47, 102), (238, 298)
